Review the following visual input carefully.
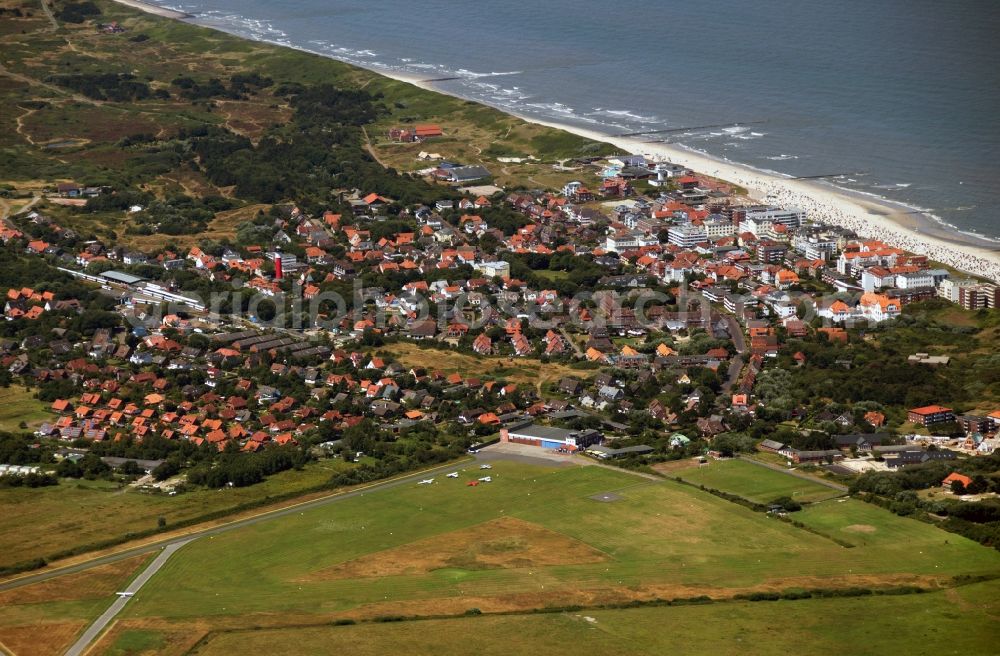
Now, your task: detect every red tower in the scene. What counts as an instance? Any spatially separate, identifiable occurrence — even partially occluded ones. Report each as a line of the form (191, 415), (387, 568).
(273, 253), (283, 280)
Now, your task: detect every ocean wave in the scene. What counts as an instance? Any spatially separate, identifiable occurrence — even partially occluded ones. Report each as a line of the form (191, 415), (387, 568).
(453, 69), (523, 79)
(763, 154), (799, 161)
(588, 108), (661, 124)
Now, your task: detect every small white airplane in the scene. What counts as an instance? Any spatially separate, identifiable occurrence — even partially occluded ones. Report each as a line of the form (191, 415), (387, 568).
(478, 476), (492, 483)
(115, 592), (135, 598)
(417, 478), (434, 485)
(479, 464), (492, 470)
(446, 472), (459, 478)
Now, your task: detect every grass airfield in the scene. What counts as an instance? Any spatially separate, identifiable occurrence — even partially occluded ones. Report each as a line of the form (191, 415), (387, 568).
(60, 459), (1000, 654)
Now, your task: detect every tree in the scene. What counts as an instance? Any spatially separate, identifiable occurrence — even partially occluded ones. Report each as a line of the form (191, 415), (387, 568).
(56, 458), (83, 478)
(712, 433), (755, 457)
(153, 459), (180, 481)
(119, 460), (142, 477)
(770, 496), (802, 512)
(967, 475), (988, 495)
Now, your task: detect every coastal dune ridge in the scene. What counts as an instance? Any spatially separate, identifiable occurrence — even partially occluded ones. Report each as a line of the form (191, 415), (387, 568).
(112, 0), (1000, 283)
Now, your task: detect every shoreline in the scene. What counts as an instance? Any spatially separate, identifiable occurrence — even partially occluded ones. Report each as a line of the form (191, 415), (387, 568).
(113, 1), (1000, 282)
(371, 68), (1000, 282)
(109, 0), (191, 19)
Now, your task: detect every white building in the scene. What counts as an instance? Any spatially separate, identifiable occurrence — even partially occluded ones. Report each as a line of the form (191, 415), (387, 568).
(605, 231), (657, 253)
(792, 233), (840, 260)
(895, 271), (934, 289)
(475, 260), (511, 279)
(667, 224), (708, 248)
(703, 217), (736, 239)
(739, 206), (805, 233)
(938, 278), (978, 303)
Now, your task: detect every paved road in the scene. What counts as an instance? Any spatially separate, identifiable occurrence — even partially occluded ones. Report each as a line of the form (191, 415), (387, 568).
(717, 311), (748, 405)
(0, 458), (472, 593)
(723, 314), (747, 354)
(739, 455), (849, 493)
(559, 327), (583, 357)
(721, 353), (745, 396)
(63, 539), (195, 656)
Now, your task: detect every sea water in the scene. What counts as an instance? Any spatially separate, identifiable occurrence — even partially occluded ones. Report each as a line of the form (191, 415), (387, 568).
(154, 0), (1000, 243)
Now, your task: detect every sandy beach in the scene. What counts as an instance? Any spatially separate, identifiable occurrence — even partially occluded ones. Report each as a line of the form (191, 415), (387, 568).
(373, 68), (1000, 282)
(110, 0), (191, 19)
(112, 0), (1000, 283)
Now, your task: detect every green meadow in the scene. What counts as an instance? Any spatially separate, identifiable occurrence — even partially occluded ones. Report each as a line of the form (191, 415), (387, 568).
(674, 459), (843, 504)
(121, 462), (999, 625)
(0, 385), (50, 433)
(190, 579), (1000, 656)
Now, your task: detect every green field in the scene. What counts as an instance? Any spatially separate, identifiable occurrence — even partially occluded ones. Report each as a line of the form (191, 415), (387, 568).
(0, 385), (50, 433)
(674, 459), (842, 504)
(794, 498), (961, 548)
(190, 579), (1000, 656)
(90, 461), (1000, 651)
(0, 458), (351, 569)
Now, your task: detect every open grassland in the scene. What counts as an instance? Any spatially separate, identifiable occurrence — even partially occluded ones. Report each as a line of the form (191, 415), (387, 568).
(0, 385), (49, 432)
(98, 461), (1000, 649)
(188, 579), (1000, 656)
(378, 342), (593, 394)
(794, 497), (964, 548)
(672, 459), (842, 504)
(0, 553), (151, 656)
(0, 458), (350, 569)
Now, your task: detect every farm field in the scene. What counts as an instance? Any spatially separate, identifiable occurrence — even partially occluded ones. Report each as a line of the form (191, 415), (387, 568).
(0, 553), (151, 656)
(673, 459), (842, 504)
(0, 386), (50, 433)
(84, 461), (1000, 651)
(188, 579), (1000, 656)
(0, 458), (351, 570)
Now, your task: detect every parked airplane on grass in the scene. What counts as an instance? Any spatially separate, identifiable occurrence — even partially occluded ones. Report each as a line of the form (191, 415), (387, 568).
(417, 479), (434, 485)
(480, 464), (492, 470)
(478, 476), (492, 483)
(447, 472), (459, 478)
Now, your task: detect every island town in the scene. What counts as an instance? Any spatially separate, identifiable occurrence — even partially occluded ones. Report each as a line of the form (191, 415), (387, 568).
(4, 139), (998, 493)
(0, 3), (998, 652)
